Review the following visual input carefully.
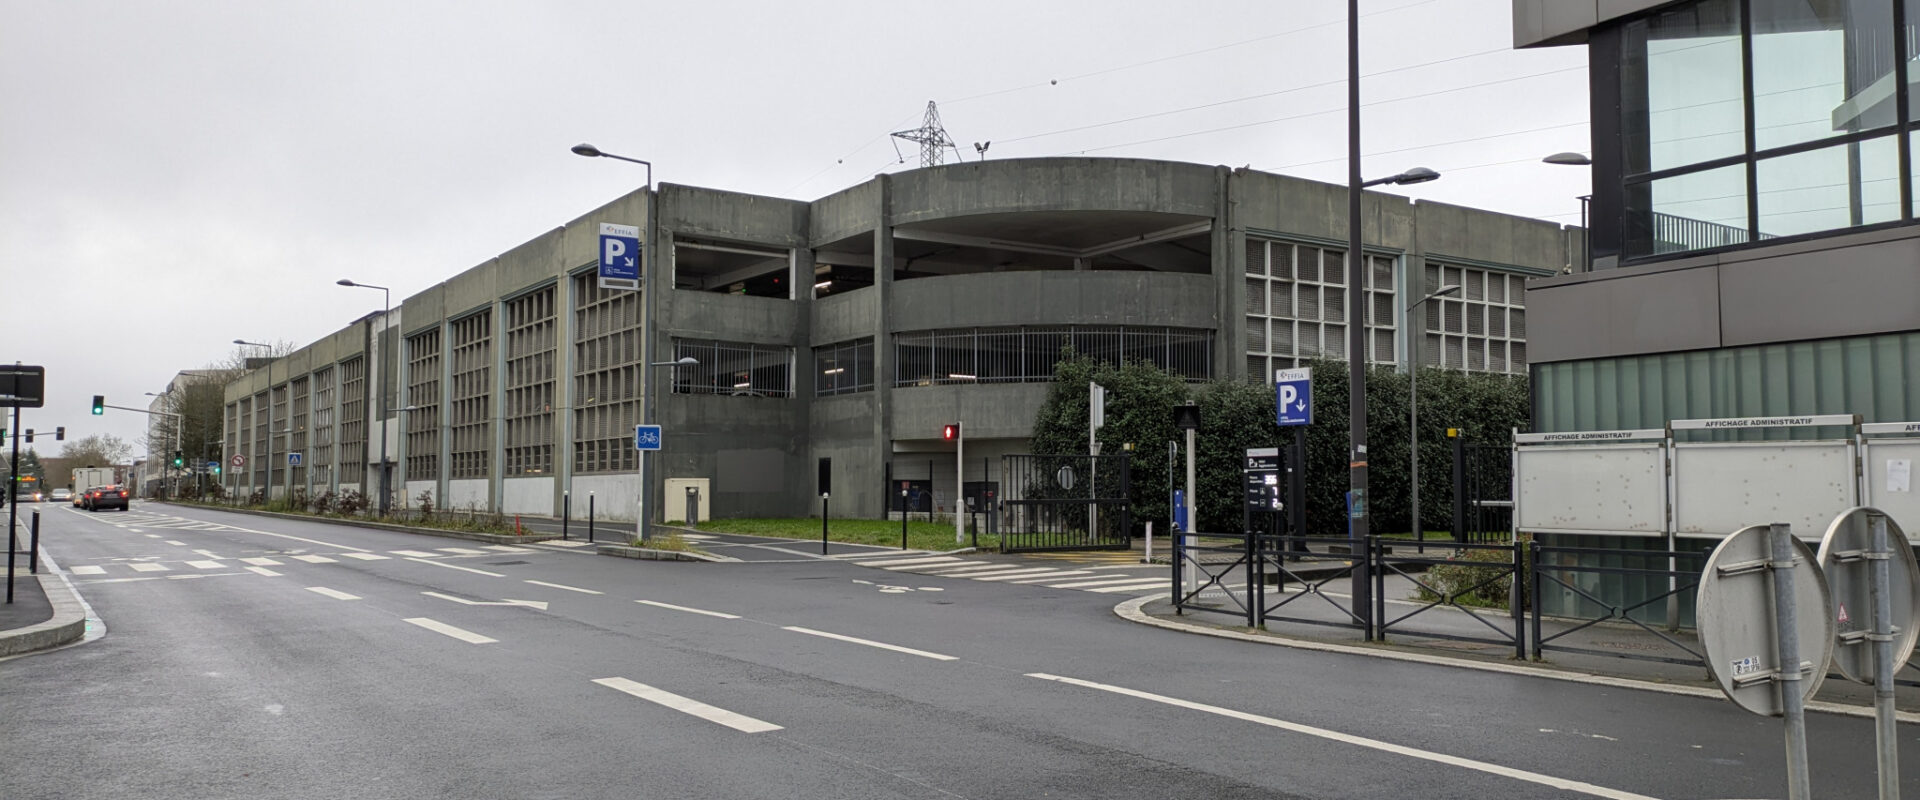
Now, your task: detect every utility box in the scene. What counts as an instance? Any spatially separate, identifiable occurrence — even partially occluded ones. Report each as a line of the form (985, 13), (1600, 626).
(663, 477), (710, 523)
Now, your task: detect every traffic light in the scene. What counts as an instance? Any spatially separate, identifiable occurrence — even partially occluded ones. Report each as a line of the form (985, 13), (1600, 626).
(91, 395), (104, 415)
(54, 426), (64, 441)
(172, 451), (184, 468)
(942, 423), (961, 441)
(213, 464), (221, 476)
(22, 429), (32, 443)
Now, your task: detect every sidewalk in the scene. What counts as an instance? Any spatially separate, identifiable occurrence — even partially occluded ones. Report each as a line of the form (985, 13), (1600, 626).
(0, 516), (89, 660)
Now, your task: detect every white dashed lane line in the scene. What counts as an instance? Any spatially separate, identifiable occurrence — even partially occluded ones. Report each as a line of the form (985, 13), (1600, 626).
(635, 600), (740, 619)
(404, 617), (497, 645)
(781, 626), (957, 661)
(404, 558), (505, 577)
(523, 579), (601, 595)
(592, 677), (781, 733)
(305, 587), (360, 601)
(241, 558), (282, 566)
(340, 553), (389, 561)
(245, 566), (282, 577)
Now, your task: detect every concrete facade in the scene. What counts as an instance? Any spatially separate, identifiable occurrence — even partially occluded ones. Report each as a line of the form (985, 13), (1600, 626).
(222, 157), (1574, 523)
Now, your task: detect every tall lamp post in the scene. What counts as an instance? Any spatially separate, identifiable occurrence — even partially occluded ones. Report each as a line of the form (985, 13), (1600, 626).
(335, 279), (393, 514)
(1348, 0), (1441, 636)
(1404, 284), (1460, 543)
(572, 143), (664, 541)
(234, 340), (274, 499)
(1543, 152), (1593, 272)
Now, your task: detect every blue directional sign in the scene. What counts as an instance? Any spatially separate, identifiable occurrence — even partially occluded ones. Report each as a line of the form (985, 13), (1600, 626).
(1275, 367), (1312, 427)
(634, 424), (663, 451)
(288, 452), (303, 466)
(598, 222), (641, 290)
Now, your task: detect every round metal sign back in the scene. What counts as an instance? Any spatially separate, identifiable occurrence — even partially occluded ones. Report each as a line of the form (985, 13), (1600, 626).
(1816, 507), (1920, 684)
(1696, 524), (1834, 717)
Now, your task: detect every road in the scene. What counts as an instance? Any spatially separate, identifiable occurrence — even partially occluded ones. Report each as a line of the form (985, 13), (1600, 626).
(2, 501), (1912, 799)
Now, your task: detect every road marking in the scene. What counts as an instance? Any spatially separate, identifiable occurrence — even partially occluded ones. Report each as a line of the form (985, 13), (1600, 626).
(916, 563), (1034, 576)
(240, 557), (282, 566)
(676, 533), (717, 541)
(1007, 571), (1098, 583)
(636, 600), (740, 619)
(405, 557), (505, 577)
(390, 550), (441, 558)
(187, 560), (226, 570)
(340, 552), (389, 560)
(403, 617), (497, 644)
(864, 555), (966, 568)
(1048, 575), (1170, 589)
(437, 547), (489, 555)
(192, 549), (224, 558)
(130, 563), (169, 573)
(523, 579), (601, 595)
(69, 565), (106, 575)
(245, 566), (282, 577)
(305, 587), (360, 601)
(781, 626), (957, 661)
(969, 568), (1082, 582)
(483, 545), (534, 552)
(828, 549), (929, 560)
(165, 540), (186, 546)
(592, 677), (780, 733)
(1028, 673), (1657, 799)
(144, 534), (161, 539)
(291, 554), (338, 563)
(1083, 580), (1173, 594)
(420, 591), (548, 610)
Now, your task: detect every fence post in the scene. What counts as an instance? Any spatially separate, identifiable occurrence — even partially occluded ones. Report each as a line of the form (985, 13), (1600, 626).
(562, 492), (570, 541)
(1529, 540), (1542, 661)
(1371, 535), (1385, 641)
(1244, 526), (1257, 629)
(1511, 538), (1526, 660)
(1450, 431), (1467, 543)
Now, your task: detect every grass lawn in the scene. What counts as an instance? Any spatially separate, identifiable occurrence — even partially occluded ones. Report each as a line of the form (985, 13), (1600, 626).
(693, 518), (1002, 552)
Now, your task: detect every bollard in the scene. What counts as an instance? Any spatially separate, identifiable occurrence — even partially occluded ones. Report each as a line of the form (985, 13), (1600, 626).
(29, 510), (39, 574)
(562, 492), (571, 541)
(588, 494), (596, 544)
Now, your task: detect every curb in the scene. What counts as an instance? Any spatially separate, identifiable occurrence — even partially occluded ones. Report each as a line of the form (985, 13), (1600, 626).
(156, 503), (559, 546)
(596, 544), (735, 562)
(1111, 595), (1920, 724)
(0, 568), (88, 659)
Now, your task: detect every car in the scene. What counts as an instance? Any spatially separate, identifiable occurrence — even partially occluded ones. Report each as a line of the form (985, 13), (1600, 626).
(85, 485), (129, 512)
(50, 488), (72, 504)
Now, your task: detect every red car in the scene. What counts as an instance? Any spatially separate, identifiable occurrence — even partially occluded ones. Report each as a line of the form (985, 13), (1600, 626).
(85, 485), (129, 512)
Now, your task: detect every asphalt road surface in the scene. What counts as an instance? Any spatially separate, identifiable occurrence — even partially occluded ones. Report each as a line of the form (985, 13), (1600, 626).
(3, 501), (1915, 799)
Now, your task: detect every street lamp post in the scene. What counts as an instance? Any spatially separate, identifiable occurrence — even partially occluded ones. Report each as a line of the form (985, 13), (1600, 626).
(336, 280), (393, 514)
(1543, 153), (1593, 272)
(234, 340), (274, 500)
(572, 143), (663, 542)
(1348, 0), (1441, 637)
(1404, 284), (1461, 543)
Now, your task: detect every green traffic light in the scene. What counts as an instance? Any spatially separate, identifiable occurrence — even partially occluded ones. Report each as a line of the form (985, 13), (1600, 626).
(91, 395), (104, 415)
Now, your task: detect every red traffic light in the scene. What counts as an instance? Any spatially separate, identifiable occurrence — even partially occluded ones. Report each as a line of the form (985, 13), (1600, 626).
(942, 423), (960, 441)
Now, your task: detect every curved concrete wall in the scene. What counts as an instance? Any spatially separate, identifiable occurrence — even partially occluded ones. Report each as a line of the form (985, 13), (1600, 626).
(886, 158), (1222, 225)
(888, 271), (1217, 331)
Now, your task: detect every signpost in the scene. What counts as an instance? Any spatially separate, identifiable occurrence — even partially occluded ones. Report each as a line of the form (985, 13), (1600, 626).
(597, 223), (641, 291)
(1697, 523), (1833, 800)
(1275, 368), (1311, 561)
(288, 453), (302, 467)
(1818, 508), (1918, 800)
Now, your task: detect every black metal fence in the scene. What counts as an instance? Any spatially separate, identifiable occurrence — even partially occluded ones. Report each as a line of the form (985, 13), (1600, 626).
(1374, 537), (1525, 658)
(999, 453), (1131, 553)
(1530, 544), (1707, 666)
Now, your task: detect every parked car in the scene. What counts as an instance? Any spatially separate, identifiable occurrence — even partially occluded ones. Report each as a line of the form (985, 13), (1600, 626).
(50, 488), (72, 504)
(85, 485), (129, 512)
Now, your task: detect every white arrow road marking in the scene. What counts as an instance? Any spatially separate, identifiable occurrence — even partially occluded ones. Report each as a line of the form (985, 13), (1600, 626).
(420, 591), (548, 611)
(305, 587), (360, 601)
(635, 600), (740, 619)
(1027, 674), (1657, 800)
(291, 555), (337, 564)
(592, 678), (780, 733)
(403, 617), (497, 644)
(781, 626), (957, 661)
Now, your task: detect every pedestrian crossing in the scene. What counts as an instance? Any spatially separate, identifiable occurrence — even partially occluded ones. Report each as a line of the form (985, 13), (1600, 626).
(62, 544), (557, 578)
(838, 551), (1168, 596)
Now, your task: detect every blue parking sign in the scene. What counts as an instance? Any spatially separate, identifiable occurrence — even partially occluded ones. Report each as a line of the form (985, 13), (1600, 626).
(634, 424), (662, 451)
(1275, 367), (1312, 426)
(598, 222), (641, 289)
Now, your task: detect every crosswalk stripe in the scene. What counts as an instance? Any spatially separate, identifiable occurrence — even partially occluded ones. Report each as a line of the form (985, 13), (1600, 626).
(240, 557), (282, 566)
(593, 677), (780, 733)
(1006, 571), (1099, 583)
(187, 560), (226, 570)
(970, 569), (1084, 582)
(483, 545), (534, 552)
(437, 547), (489, 555)
(341, 553), (389, 560)
(305, 587), (360, 601)
(914, 563), (1020, 575)
(1048, 575), (1169, 589)
(130, 563), (169, 573)
(864, 556), (965, 568)
(165, 540), (186, 546)
(70, 565), (106, 575)
(390, 550), (440, 557)
(291, 555), (338, 563)
(828, 550), (929, 560)
(245, 566), (282, 577)
(1084, 580), (1171, 593)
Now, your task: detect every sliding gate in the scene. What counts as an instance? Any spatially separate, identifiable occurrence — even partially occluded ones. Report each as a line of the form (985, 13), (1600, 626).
(999, 454), (1131, 553)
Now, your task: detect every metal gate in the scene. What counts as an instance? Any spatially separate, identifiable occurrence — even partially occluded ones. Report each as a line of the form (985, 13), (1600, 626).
(999, 453), (1130, 553)
(1452, 435), (1512, 543)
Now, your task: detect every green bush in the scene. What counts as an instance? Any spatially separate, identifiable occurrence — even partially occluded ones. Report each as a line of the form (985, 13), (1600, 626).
(1415, 545), (1526, 609)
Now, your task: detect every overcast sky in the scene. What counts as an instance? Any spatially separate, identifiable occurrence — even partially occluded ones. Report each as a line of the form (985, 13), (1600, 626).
(0, 0), (1589, 457)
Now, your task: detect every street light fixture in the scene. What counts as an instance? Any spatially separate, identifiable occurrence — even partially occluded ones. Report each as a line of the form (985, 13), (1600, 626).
(1405, 284), (1461, 543)
(1543, 153), (1593, 272)
(1347, 0), (1444, 637)
(573, 143), (663, 540)
(337, 278), (394, 515)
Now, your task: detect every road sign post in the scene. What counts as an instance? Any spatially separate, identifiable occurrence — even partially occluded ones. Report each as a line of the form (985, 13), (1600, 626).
(1818, 508), (1918, 800)
(1698, 523), (1833, 800)
(634, 425), (662, 543)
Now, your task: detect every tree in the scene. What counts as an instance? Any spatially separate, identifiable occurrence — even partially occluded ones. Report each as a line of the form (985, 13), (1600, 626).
(62, 434), (132, 469)
(1029, 349), (1191, 530)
